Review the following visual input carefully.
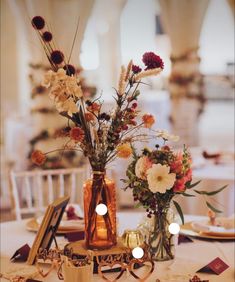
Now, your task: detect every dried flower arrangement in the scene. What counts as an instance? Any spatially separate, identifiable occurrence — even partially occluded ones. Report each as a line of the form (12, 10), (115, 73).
(30, 15), (166, 249)
(30, 16), (164, 170)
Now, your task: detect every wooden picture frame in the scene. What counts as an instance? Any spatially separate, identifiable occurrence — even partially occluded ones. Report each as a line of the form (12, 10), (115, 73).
(27, 196), (70, 265)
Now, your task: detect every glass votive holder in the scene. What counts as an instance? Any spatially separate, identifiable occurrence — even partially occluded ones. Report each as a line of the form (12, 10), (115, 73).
(121, 229), (144, 249)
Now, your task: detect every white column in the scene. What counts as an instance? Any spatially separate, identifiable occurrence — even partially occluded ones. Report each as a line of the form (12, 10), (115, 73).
(93, 0), (127, 95)
(159, 0), (209, 146)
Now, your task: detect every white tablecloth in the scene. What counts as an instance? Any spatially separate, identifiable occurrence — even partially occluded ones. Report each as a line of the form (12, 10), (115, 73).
(0, 213), (234, 281)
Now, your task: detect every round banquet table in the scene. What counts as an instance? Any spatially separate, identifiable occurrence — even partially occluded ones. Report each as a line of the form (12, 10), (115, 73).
(0, 213), (234, 282)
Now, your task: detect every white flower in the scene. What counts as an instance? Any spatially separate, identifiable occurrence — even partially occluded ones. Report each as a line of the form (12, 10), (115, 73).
(74, 85), (83, 98)
(156, 130), (179, 142)
(135, 156), (152, 180)
(42, 70), (55, 88)
(56, 68), (67, 79)
(56, 98), (78, 117)
(146, 164), (176, 193)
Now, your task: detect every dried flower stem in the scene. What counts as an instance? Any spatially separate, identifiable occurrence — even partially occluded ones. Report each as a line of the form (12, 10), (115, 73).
(135, 68), (162, 81)
(125, 60), (133, 81)
(118, 66), (127, 96)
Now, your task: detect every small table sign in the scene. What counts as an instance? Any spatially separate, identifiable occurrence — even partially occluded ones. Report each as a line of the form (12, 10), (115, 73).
(197, 257), (229, 275)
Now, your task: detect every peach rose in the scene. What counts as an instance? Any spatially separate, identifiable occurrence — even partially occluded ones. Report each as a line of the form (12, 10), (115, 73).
(31, 150), (46, 166)
(142, 114), (155, 128)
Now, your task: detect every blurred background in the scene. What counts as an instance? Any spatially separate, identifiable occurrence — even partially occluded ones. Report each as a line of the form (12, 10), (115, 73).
(1, 0), (234, 221)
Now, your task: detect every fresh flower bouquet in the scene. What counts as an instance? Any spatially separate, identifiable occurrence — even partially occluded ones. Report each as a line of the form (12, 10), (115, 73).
(124, 135), (227, 261)
(30, 16), (165, 249)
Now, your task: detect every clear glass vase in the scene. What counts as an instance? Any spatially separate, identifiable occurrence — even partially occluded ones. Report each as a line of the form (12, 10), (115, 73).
(148, 204), (175, 261)
(83, 171), (117, 250)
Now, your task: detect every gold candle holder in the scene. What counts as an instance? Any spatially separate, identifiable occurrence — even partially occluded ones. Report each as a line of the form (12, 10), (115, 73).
(121, 229), (144, 249)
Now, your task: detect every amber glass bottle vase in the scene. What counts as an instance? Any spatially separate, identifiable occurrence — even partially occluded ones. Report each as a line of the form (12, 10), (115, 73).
(83, 171), (117, 249)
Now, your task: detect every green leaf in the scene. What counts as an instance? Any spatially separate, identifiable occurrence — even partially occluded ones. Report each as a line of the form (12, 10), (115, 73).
(186, 180), (201, 189)
(181, 192), (196, 197)
(206, 201), (222, 213)
(194, 185), (227, 196)
(173, 200), (184, 225)
(134, 202), (142, 208)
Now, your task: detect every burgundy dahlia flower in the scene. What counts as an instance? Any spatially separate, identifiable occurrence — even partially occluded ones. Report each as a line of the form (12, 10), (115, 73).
(142, 52), (164, 70)
(132, 65), (142, 74)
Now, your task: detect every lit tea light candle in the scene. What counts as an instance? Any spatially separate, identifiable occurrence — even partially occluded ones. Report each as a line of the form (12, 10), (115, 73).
(121, 229), (144, 249)
(97, 227), (108, 240)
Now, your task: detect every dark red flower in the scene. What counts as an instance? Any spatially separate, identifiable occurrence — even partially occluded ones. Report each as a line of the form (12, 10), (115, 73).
(132, 65), (142, 74)
(63, 64), (76, 76)
(132, 102), (138, 109)
(122, 125), (128, 130)
(50, 50), (64, 64)
(31, 16), (45, 30)
(70, 127), (84, 142)
(142, 52), (164, 70)
(42, 31), (52, 42)
(66, 206), (81, 220)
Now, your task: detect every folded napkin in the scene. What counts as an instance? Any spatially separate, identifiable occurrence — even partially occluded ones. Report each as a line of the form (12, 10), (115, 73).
(64, 231), (85, 242)
(178, 234), (194, 244)
(10, 244), (31, 262)
(215, 217), (235, 229)
(191, 222), (235, 236)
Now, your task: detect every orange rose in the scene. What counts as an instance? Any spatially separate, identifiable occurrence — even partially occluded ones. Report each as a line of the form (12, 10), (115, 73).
(87, 102), (101, 112)
(31, 150), (46, 166)
(117, 143), (132, 158)
(142, 114), (155, 128)
(70, 127), (85, 142)
(85, 112), (95, 122)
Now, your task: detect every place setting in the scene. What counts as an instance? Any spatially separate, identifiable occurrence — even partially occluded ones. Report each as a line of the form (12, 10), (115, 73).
(26, 204), (85, 235)
(180, 212), (235, 241)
